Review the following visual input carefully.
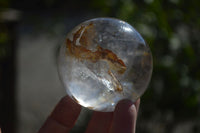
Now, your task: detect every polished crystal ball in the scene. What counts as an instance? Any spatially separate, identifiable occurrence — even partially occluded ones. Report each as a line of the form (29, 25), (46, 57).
(58, 18), (153, 112)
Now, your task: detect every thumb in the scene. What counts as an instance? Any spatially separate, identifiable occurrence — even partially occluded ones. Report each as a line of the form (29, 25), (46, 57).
(110, 99), (139, 133)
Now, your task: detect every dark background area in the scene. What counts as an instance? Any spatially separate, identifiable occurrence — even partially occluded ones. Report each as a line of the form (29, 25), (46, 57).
(0, 0), (200, 133)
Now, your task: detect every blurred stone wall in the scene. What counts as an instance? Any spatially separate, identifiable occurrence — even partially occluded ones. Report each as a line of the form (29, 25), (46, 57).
(16, 11), (95, 133)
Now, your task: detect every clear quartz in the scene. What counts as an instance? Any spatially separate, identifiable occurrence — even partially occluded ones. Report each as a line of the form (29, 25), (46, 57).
(58, 18), (153, 112)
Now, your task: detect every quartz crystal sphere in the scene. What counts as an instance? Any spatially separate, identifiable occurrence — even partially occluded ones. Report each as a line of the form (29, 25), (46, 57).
(58, 18), (153, 112)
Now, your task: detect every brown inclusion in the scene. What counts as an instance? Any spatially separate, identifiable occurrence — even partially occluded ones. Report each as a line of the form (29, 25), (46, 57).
(66, 23), (126, 92)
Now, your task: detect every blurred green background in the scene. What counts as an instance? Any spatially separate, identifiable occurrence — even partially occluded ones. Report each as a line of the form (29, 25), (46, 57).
(0, 0), (200, 133)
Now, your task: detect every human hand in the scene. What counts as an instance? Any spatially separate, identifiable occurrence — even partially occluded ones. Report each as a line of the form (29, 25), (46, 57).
(38, 96), (140, 133)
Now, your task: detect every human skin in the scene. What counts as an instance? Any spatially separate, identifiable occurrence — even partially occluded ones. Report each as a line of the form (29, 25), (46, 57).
(38, 96), (140, 133)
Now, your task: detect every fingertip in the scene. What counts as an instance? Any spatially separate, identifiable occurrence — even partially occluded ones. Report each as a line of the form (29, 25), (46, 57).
(38, 95), (82, 133)
(49, 95), (82, 127)
(115, 99), (137, 116)
(111, 99), (137, 133)
(115, 99), (134, 110)
(135, 98), (140, 113)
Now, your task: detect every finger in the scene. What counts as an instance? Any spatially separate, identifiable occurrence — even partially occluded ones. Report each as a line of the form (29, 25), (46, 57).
(135, 98), (140, 113)
(38, 95), (81, 133)
(85, 111), (113, 133)
(110, 100), (137, 133)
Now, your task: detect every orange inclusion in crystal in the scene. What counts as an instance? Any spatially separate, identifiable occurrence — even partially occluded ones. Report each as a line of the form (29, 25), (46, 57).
(66, 23), (126, 92)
